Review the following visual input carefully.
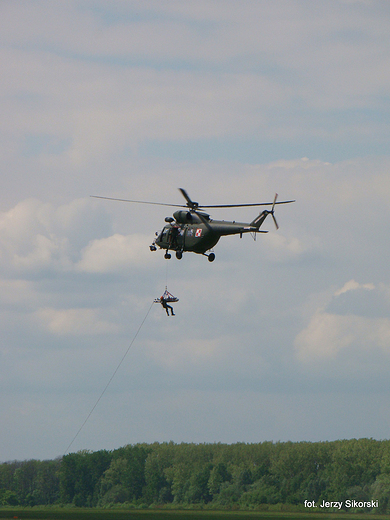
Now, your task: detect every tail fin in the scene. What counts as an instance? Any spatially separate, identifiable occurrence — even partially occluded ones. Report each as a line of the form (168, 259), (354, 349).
(250, 210), (268, 229)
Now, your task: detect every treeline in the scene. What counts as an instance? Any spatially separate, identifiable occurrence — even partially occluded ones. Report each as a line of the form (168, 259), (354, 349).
(1, 439), (390, 512)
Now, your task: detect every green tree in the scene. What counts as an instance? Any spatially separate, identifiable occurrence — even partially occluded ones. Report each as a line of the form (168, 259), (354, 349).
(98, 444), (149, 505)
(59, 450), (112, 506)
(325, 438), (382, 501)
(183, 464), (212, 503)
(14, 460), (39, 505)
(143, 443), (174, 504)
(1, 489), (19, 506)
(35, 459), (61, 504)
(208, 462), (231, 496)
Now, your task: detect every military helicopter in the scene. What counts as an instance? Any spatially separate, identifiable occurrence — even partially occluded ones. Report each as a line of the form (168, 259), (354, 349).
(91, 188), (295, 262)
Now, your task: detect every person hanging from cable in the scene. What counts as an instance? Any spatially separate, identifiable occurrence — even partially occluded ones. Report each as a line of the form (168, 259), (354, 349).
(154, 287), (179, 316)
(160, 296), (175, 316)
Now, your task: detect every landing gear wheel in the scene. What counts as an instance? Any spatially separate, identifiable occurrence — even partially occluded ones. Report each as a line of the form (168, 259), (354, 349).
(208, 253), (215, 262)
(176, 251), (183, 259)
(164, 252), (171, 259)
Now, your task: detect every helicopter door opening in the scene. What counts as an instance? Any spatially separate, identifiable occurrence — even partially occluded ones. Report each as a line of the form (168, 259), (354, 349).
(161, 228), (170, 243)
(168, 226), (181, 249)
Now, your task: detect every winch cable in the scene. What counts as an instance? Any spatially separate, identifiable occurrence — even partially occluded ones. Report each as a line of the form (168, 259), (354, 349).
(64, 300), (154, 455)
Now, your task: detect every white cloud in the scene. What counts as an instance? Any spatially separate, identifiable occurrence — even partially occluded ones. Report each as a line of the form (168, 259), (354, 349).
(146, 337), (226, 370)
(269, 157), (331, 170)
(0, 198), (112, 274)
(2, 2), (390, 459)
(334, 279), (375, 296)
(77, 233), (154, 272)
(0, 279), (35, 307)
(0, 199), (68, 271)
(295, 281), (390, 362)
(1, 1), (390, 168)
(13, 233), (70, 270)
(296, 312), (373, 360)
(34, 307), (119, 335)
(263, 232), (321, 262)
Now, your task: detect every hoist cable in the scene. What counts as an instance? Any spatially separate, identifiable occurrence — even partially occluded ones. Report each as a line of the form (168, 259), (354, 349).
(64, 301), (154, 455)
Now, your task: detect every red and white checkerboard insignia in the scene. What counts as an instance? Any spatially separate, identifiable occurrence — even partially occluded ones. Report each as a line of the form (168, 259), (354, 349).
(195, 228), (202, 237)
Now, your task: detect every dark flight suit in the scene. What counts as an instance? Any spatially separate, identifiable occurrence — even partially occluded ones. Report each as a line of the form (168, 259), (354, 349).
(160, 297), (175, 316)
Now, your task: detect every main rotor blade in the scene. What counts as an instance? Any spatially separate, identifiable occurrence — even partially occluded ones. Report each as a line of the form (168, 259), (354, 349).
(91, 192), (295, 210)
(90, 195), (185, 208)
(199, 200), (295, 208)
(193, 210), (212, 231)
(178, 188), (198, 209)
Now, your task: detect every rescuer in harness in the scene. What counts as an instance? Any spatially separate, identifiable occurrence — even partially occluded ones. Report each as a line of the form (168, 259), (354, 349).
(160, 296), (175, 316)
(154, 288), (179, 317)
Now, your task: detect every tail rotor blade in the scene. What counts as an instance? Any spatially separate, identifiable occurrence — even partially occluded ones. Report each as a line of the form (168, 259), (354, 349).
(270, 193), (279, 229)
(272, 214), (279, 230)
(271, 193), (278, 212)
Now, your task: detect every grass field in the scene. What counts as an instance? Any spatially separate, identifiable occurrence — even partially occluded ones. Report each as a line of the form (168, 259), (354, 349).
(0, 510), (388, 520)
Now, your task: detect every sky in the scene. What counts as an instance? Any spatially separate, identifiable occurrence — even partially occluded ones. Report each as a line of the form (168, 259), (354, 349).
(1, 0), (390, 461)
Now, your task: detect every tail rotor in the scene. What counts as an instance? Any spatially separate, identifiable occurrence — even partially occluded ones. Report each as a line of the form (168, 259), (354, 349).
(270, 193), (279, 230)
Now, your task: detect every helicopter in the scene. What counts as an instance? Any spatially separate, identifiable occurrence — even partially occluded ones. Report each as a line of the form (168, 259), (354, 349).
(91, 188), (295, 262)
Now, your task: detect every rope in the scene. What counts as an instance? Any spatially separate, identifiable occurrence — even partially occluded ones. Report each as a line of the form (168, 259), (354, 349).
(64, 301), (154, 455)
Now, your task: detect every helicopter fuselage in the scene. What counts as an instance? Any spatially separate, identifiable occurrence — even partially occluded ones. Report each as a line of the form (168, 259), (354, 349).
(91, 188), (294, 262)
(152, 209), (269, 258)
